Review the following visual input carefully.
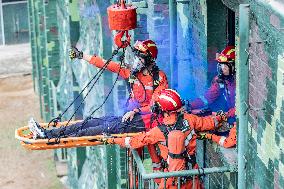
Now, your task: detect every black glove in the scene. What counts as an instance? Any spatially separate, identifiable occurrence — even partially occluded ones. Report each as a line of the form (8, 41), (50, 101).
(99, 138), (115, 145)
(197, 133), (212, 140)
(215, 110), (228, 128)
(69, 46), (83, 60)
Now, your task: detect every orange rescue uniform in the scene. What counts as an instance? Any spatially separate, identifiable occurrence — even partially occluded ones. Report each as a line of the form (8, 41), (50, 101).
(89, 55), (168, 176)
(208, 124), (236, 148)
(89, 56), (168, 113)
(205, 108), (236, 148)
(113, 113), (220, 189)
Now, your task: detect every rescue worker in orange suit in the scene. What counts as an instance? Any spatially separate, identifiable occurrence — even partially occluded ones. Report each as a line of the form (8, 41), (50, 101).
(69, 39), (168, 175)
(70, 39), (168, 117)
(185, 46), (236, 123)
(105, 89), (228, 189)
(198, 107), (236, 148)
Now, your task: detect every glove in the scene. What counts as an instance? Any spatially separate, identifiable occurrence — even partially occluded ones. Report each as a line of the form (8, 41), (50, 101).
(197, 133), (212, 140)
(69, 46), (83, 60)
(215, 110), (227, 122)
(99, 138), (115, 145)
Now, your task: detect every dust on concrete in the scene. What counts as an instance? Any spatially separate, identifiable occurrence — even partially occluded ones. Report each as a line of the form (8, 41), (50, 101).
(0, 44), (64, 189)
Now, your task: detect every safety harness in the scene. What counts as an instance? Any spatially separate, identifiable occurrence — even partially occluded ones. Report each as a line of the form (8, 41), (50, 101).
(126, 64), (160, 104)
(155, 113), (197, 185)
(156, 114), (197, 168)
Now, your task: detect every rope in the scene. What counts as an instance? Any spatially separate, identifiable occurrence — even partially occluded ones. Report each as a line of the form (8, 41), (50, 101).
(51, 42), (158, 142)
(65, 50), (119, 126)
(54, 47), (126, 142)
(47, 47), (121, 128)
(75, 48), (126, 133)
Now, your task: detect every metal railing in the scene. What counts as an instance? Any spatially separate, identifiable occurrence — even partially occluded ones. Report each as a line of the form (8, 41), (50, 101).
(126, 149), (237, 189)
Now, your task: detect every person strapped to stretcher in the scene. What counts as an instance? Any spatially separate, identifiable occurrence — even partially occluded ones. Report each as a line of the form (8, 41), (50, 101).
(28, 114), (158, 140)
(28, 89), (227, 142)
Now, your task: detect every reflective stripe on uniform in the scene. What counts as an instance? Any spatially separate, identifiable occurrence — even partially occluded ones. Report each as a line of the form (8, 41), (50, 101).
(167, 156), (170, 165)
(159, 141), (167, 146)
(219, 136), (226, 146)
(125, 137), (131, 148)
(199, 95), (209, 106)
(145, 86), (153, 90)
(152, 162), (161, 169)
(184, 129), (196, 146)
(133, 81), (153, 90)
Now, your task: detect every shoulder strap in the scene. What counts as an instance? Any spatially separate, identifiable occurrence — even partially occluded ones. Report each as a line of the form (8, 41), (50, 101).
(157, 124), (169, 145)
(125, 74), (136, 107)
(152, 65), (160, 91)
(126, 66), (160, 92)
(174, 113), (190, 132)
(150, 114), (156, 127)
(126, 80), (132, 94)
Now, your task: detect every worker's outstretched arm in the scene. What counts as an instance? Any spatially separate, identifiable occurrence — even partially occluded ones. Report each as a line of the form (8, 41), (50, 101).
(70, 46), (130, 79)
(88, 56), (130, 79)
(184, 111), (227, 132)
(211, 125), (236, 148)
(198, 124), (236, 148)
(109, 127), (163, 149)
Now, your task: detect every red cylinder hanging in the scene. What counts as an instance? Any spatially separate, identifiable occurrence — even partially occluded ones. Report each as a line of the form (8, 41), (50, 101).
(107, 1), (137, 31)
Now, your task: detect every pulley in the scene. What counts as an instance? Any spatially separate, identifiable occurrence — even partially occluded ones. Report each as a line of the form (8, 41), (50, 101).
(107, 0), (137, 30)
(107, 0), (137, 48)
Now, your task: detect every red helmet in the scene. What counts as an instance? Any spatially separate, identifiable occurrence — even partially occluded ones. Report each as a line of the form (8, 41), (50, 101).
(155, 89), (183, 112)
(134, 39), (158, 60)
(216, 46), (235, 63)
